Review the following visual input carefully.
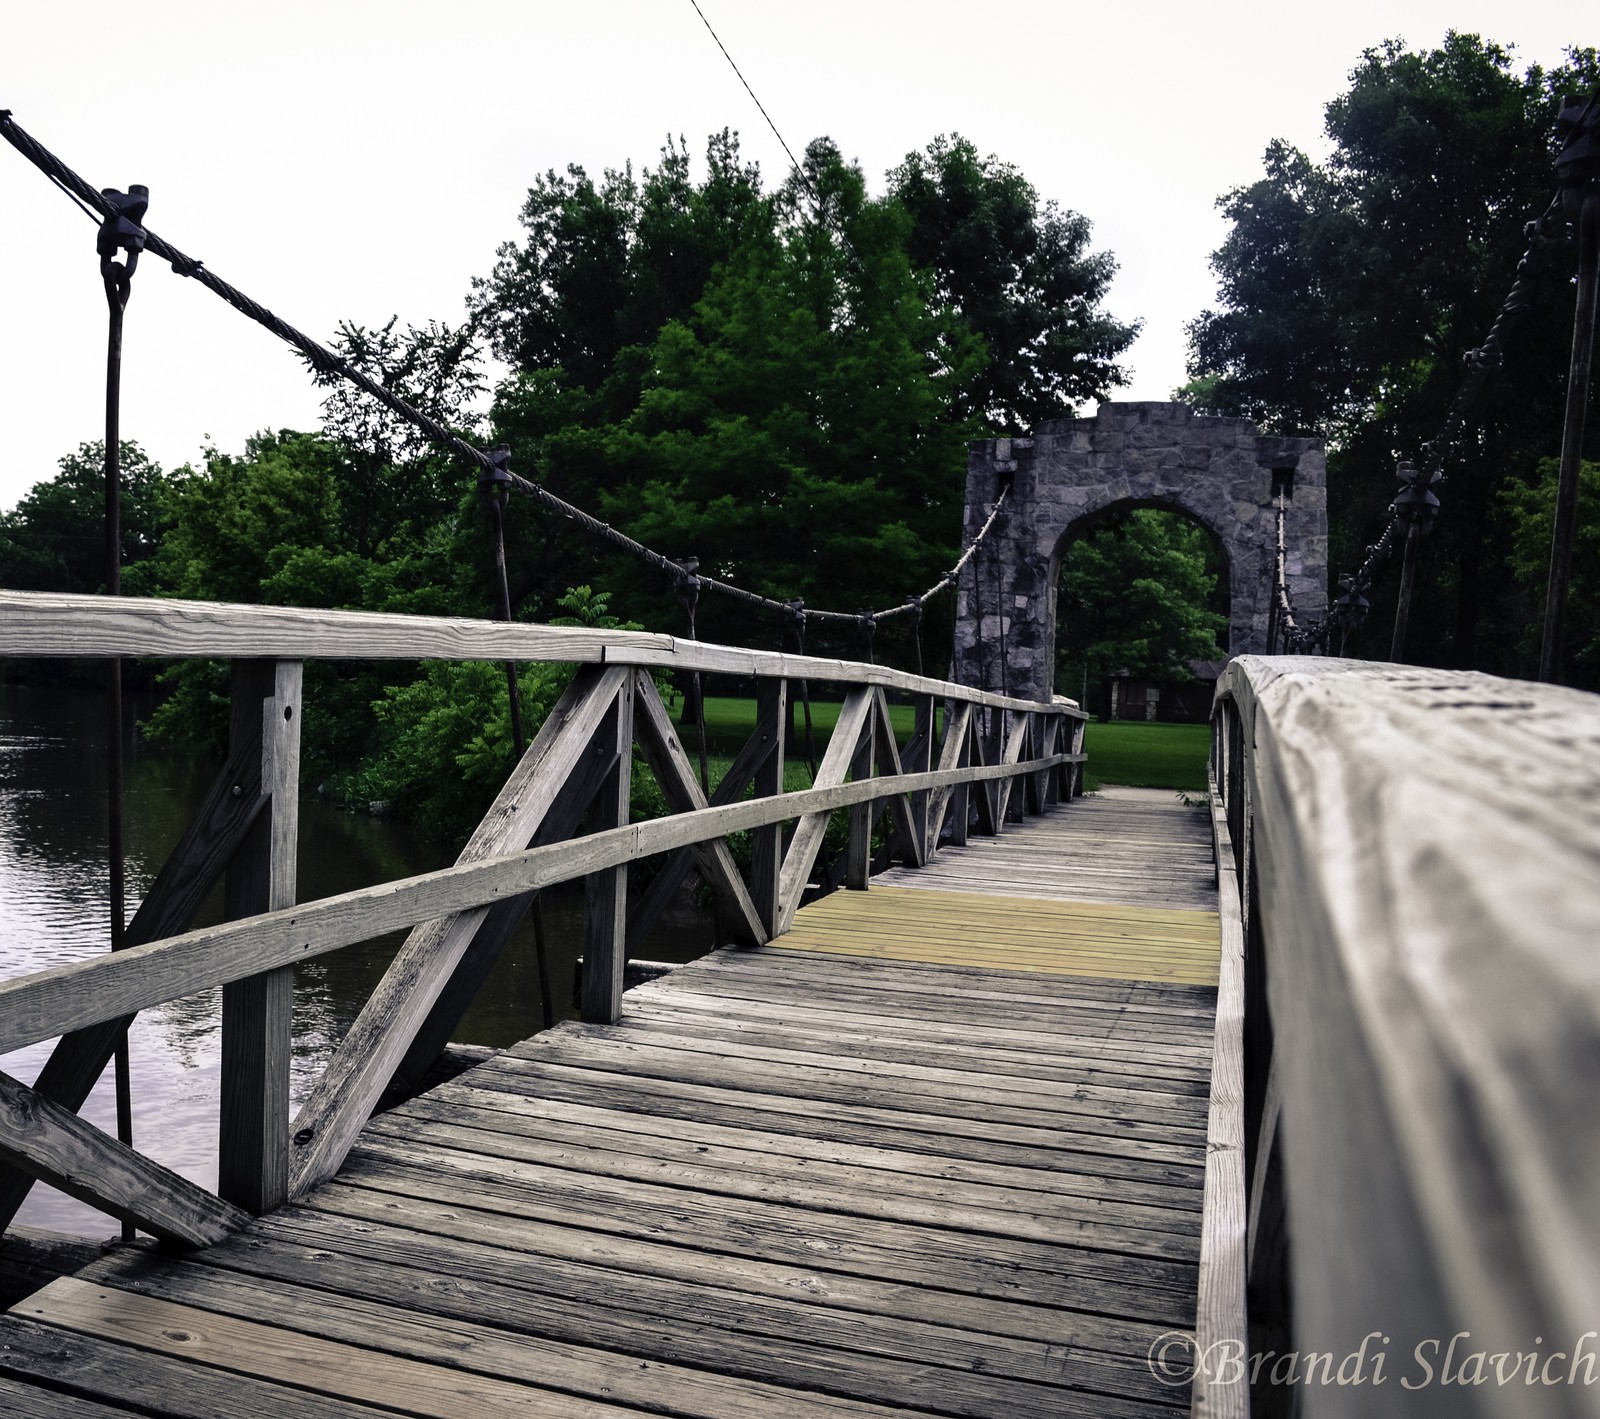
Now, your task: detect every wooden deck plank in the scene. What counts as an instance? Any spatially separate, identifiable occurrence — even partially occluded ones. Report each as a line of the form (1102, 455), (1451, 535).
(768, 884), (1219, 985)
(149, 1227), (1182, 1411)
(442, 1055), (1210, 1166)
(346, 1131), (1203, 1260)
(365, 1090), (1206, 1208)
(355, 1111), (1207, 1243)
(417, 1063), (1208, 1186)
(324, 1165), (1202, 1318)
(1, 784), (1216, 1417)
(0, 1316), (403, 1418)
(291, 1186), (1183, 1342)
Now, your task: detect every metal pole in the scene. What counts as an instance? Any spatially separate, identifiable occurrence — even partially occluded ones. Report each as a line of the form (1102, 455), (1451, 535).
(1390, 518), (1422, 663)
(98, 185), (145, 1244)
(1539, 187), (1600, 683)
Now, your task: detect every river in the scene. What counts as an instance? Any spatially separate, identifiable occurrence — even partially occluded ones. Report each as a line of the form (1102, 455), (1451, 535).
(0, 682), (716, 1236)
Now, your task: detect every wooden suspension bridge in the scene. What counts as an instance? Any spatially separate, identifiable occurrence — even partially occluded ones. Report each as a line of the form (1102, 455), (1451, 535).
(0, 589), (1597, 1419)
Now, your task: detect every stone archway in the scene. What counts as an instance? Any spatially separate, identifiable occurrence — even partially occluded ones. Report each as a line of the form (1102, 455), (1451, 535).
(952, 402), (1327, 703)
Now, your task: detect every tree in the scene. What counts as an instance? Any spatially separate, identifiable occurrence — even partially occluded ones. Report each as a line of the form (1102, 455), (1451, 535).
(889, 134), (1140, 431)
(1055, 510), (1227, 697)
(309, 316), (485, 560)
(0, 441), (171, 593)
(470, 131), (766, 417)
(569, 138), (984, 647)
(1502, 458), (1600, 689)
(474, 131), (1139, 646)
(1186, 34), (1600, 673)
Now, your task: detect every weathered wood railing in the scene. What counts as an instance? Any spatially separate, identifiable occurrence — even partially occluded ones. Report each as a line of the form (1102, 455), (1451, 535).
(1200, 657), (1600, 1419)
(0, 589), (1085, 1248)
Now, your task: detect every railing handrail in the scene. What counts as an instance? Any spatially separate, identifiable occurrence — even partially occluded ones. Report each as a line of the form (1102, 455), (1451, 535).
(0, 589), (1079, 716)
(1208, 654), (1600, 1418)
(0, 745), (1071, 1055)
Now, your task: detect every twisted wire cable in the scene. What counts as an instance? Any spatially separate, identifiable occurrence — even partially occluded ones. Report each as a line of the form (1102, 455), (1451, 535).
(3, 109), (1012, 632)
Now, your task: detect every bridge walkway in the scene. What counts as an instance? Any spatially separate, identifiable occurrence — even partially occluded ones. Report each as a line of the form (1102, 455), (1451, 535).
(0, 789), (1220, 1419)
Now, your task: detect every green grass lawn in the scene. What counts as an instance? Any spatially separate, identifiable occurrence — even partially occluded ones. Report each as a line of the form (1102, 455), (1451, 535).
(1082, 720), (1210, 793)
(676, 695), (1210, 794)
(685, 695), (923, 753)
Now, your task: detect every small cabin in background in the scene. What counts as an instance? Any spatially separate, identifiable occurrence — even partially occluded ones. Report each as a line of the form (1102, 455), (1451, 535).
(1102, 659), (1225, 723)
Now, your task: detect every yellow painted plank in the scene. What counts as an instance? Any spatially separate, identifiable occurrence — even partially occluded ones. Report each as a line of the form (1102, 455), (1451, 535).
(774, 886), (1221, 986)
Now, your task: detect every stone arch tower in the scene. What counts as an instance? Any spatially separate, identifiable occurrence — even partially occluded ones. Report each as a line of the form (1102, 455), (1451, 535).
(952, 402), (1327, 703)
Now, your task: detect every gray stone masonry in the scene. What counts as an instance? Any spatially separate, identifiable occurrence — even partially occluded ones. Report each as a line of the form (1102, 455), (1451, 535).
(953, 402), (1327, 703)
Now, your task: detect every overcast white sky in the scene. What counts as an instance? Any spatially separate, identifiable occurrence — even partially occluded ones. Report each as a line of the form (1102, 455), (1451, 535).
(0, 0), (1586, 511)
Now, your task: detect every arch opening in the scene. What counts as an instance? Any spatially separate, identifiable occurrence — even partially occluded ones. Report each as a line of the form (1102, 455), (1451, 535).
(1050, 501), (1230, 720)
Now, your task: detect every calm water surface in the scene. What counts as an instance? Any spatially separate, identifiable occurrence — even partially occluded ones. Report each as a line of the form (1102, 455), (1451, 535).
(0, 683), (716, 1235)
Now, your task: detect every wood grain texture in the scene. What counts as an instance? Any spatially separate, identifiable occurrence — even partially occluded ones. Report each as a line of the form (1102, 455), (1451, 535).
(0, 1071), (246, 1247)
(0, 778), (1214, 1417)
(0, 674), (273, 1231)
(771, 885), (1220, 985)
(579, 678), (634, 1025)
(776, 686), (874, 930)
(845, 696), (876, 891)
(749, 679), (787, 936)
(1218, 655), (1600, 1419)
(879, 790), (1217, 913)
(631, 671), (766, 948)
(924, 701), (972, 854)
(626, 695), (782, 951)
(1189, 774), (1248, 1419)
(287, 666), (627, 1197)
(387, 727), (618, 1099)
(0, 588), (1086, 717)
(219, 660), (301, 1215)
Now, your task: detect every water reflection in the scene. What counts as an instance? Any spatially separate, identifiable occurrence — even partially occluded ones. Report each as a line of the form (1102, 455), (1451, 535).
(0, 683), (715, 1235)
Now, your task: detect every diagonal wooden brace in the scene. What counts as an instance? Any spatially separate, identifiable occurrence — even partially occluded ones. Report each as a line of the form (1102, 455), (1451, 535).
(625, 694), (783, 951)
(288, 665), (628, 1198)
(631, 672), (767, 948)
(872, 687), (924, 870)
(924, 701), (973, 855)
(776, 686), (874, 932)
(0, 1070), (246, 1248)
(385, 721), (621, 1101)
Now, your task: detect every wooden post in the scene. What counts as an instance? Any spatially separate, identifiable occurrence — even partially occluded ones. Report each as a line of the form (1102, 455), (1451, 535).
(1040, 713), (1060, 808)
(904, 695), (935, 863)
(845, 696), (876, 890)
(579, 676), (634, 1024)
(750, 679), (787, 936)
(940, 702), (973, 851)
(217, 659), (300, 1215)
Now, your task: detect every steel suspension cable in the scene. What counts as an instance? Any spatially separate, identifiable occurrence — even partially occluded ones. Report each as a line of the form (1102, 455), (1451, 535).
(2, 111), (1014, 637)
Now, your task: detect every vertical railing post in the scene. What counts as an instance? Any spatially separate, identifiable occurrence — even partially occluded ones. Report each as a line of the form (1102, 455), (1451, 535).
(948, 703), (972, 848)
(908, 693), (935, 855)
(218, 658), (301, 1214)
(1024, 711), (1045, 815)
(1040, 712), (1061, 808)
(846, 695), (876, 890)
(580, 675), (635, 1025)
(750, 678), (787, 936)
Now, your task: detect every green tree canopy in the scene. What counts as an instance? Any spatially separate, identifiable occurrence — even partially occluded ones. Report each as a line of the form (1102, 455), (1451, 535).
(1056, 509), (1227, 695)
(1186, 33), (1600, 672)
(889, 134), (1140, 431)
(0, 441), (171, 594)
(472, 130), (1137, 643)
